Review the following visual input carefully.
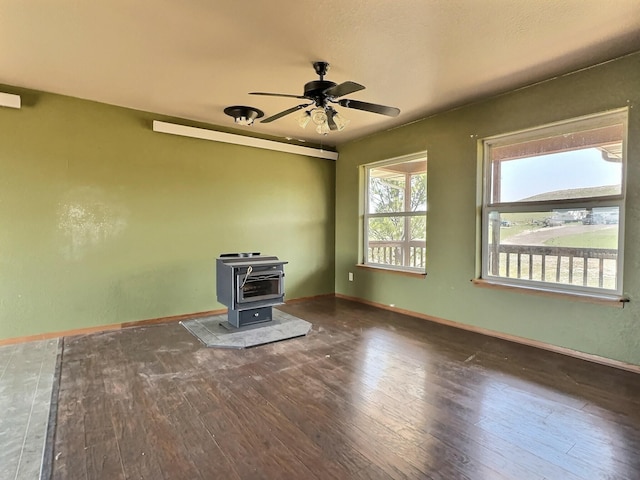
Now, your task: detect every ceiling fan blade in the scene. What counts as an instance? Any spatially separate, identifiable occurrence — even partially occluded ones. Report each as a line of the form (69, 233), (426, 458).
(338, 99), (400, 117)
(323, 81), (365, 98)
(250, 92), (307, 100)
(261, 104), (311, 123)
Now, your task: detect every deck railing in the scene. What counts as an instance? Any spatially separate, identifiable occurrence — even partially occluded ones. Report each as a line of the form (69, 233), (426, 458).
(368, 241), (426, 268)
(490, 244), (618, 289)
(368, 242), (618, 289)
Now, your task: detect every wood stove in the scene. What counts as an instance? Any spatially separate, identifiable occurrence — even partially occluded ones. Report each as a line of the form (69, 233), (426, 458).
(216, 253), (287, 328)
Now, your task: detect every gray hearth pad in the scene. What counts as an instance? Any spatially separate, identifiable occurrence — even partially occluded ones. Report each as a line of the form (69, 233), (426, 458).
(180, 309), (312, 348)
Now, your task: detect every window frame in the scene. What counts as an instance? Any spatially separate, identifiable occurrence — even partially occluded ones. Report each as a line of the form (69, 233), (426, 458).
(363, 151), (428, 274)
(480, 108), (628, 297)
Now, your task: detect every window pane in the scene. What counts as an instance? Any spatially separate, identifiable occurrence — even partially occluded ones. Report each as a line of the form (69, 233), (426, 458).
(486, 208), (619, 290)
(489, 123), (624, 203)
(368, 172), (405, 214)
(492, 148), (622, 203)
(368, 216), (404, 242)
(368, 158), (427, 214)
(368, 216), (405, 266)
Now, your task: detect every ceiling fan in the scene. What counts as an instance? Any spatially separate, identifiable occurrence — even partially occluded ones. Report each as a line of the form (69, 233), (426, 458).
(249, 62), (400, 133)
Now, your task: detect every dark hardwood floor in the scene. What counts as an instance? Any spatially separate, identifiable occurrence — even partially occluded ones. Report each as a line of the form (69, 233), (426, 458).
(50, 297), (640, 479)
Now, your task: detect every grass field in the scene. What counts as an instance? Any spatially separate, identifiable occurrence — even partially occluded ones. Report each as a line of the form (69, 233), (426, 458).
(543, 229), (618, 249)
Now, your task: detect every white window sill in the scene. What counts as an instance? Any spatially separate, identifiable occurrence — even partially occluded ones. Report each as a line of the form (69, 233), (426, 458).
(471, 278), (629, 308)
(356, 264), (427, 279)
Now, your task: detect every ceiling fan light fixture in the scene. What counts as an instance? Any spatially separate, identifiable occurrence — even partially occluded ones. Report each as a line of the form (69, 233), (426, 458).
(331, 110), (349, 131)
(310, 107), (328, 126)
(224, 105), (264, 126)
(298, 106), (349, 135)
(297, 110), (312, 128)
(315, 121), (330, 135)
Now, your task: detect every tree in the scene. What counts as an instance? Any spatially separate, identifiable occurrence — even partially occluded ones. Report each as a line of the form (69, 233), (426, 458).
(369, 172), (426, 242)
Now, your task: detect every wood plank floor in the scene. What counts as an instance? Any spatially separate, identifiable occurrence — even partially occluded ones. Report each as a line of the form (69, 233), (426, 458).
(49, 297), (640, 479)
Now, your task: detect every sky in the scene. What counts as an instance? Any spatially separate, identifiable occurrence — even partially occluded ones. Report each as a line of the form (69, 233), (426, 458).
(499, 148), (622, 202)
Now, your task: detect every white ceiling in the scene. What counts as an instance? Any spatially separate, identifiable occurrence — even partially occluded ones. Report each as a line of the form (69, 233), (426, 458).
(1, 0), (640, 147)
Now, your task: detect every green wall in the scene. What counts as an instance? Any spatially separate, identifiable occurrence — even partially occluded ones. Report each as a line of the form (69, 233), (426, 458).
(336, 53), (640, 366)
(0, 91), (335, 340)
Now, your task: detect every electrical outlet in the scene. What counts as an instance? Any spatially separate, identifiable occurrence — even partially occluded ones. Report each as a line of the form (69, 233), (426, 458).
(348, 272), (354, 282)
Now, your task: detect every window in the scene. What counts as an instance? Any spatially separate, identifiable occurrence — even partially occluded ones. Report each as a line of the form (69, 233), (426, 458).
(481, 109), (627, 296)
(364, 152), (427, 273)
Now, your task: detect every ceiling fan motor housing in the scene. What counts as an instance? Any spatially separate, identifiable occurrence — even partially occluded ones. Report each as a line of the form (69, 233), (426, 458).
(304, 80), (337, 106)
